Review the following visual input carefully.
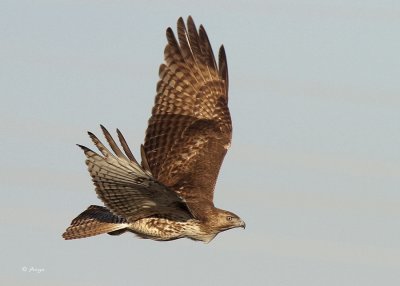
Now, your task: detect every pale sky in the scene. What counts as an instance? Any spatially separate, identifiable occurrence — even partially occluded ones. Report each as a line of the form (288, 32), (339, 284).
(1, 0), (399, 285)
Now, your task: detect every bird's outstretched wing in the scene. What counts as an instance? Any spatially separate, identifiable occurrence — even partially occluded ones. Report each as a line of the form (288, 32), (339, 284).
(80, 125), (192, 222)
(143, 17), (231, 217)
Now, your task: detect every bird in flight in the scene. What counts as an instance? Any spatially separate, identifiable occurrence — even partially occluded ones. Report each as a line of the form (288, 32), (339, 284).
(62, 16), (245, 243)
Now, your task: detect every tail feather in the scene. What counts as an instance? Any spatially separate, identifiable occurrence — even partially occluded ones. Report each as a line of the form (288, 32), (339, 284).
(62, 205), (128, 240)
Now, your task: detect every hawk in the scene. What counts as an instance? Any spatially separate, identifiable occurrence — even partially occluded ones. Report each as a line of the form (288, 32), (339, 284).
(62, 16), (245, 243)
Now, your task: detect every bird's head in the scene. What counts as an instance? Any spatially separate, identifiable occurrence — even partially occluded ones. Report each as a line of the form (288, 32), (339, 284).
(211, 209), (246, 232)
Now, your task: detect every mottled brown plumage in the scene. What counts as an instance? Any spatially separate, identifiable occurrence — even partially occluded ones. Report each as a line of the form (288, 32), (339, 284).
(63, 16), (245, 243)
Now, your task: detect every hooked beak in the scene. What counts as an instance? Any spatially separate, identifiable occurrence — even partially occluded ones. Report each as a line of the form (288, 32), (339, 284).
(239, 220), (246, 229)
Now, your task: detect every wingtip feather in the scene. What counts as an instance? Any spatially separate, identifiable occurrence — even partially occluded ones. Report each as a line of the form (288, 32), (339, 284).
(116, 128), (140, 165)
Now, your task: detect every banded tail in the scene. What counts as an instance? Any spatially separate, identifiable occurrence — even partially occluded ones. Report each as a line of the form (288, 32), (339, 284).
(62, 205), (129, 240)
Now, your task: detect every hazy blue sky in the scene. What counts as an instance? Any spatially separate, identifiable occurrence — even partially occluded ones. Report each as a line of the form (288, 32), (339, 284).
(1, 0), (399, 285)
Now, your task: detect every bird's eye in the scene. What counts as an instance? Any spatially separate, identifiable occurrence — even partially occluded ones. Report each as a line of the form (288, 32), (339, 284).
(226, 216), (233, 221)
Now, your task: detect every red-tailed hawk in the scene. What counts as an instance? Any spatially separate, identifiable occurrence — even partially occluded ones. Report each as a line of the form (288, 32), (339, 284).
(62, 16), (245, 243)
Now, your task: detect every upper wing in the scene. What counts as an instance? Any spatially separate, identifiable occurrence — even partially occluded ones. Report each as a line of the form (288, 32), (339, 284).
(80, 125), (192, 222)
(143, 17), (231, 215)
